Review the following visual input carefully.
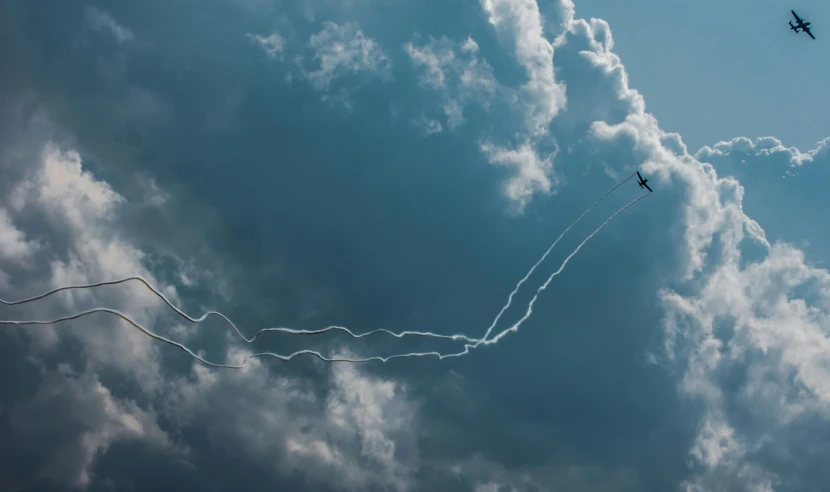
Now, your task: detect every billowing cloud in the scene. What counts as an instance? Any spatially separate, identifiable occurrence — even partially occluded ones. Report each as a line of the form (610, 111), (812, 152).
(0, 365), (179, 491)
(693, 135), (830, 258)
(0, 208), (37, 265)
(6, 144), (176, 391)
(479, 140), (556, 211)
(470, 0), (569, 212)
(571, 14), (830, 489)
(0, 136), (423, 491)
(480, 0), (566, 135)
(695, 136), (830, 168)
(165, 352), (419, 491)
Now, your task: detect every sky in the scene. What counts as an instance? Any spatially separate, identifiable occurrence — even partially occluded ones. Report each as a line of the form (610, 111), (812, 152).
(575, 0), (830, 151)
(0, 1), (829, 491)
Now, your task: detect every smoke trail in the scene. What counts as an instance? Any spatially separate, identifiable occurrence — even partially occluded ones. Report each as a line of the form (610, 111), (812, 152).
(477, 173), (636, 344)
(0, 173), (636, 348)
(481, 191), (651, 347)
(0, 276), (481, 344)
(430, 191), (651, 359)
(0, 190), (649, 366)
(0, 308), (448, 366)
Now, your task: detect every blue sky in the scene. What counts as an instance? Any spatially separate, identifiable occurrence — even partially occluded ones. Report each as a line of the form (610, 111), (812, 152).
(0, 1), (829, 491)
(576, 0), (830, 151)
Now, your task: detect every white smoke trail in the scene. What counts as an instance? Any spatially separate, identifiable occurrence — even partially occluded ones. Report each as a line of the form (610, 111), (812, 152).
(0, 174), (636, 348)
(0, 277), (481, 344)
(477, 173), (636, 344)
(0, 189), (649, 366)
(433, 190), (651, 359)
(0, 308), (447, 366)
(480, 190), (651, 347)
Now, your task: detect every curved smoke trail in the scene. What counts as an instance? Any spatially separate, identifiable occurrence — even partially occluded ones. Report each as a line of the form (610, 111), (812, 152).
(0, 191), (650, 367)
(0, 174), (636, 348)
(478, 190), (651, 347)
(0, 307), (448, 366)
(0, 276), (481, 344)
(477, 172), (636, 344)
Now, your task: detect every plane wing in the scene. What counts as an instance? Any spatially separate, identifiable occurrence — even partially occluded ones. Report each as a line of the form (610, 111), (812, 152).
(805, 27), (816, 39)
(642, 182), (653, 193)
(636, 171), (643, 180)
(792, 10), (803, 23)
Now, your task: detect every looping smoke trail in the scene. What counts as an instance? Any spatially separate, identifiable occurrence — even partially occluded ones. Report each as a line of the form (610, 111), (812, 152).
(477, 172), (637, 345)
(0, 276), (481, 344)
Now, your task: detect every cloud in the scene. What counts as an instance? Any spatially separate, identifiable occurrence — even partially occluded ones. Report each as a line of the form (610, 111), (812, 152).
(2, 131), (419, 491)
(247, 32), (285, 58)
(416, 116), (444, 135)
(0, 134), (420, 491)
(0, 364), (178, 491)
(479, 140), (557, 211)
(444, 452), (638, 492)
(34, 145), (126, 231)
(480, 0), (566, 135)
(306, 21), (391, 90)
(468, 0), (569, 213)
(568, 13), (830, 489)
(405, 36), (498, 130)
(165, 352), (419, 491)
(0, 208), (38, 264)
(553, 17), (646, 130)
(695, 136), (830, 169)
(659, 241), (830, 491)
(475, 483), (517, 492)
(7, 143), (181, 392)
(85, 7), (134, 44)
(691, 135), (830, 260)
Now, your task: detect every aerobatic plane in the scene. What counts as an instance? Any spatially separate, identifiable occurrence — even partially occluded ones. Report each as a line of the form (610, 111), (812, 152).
(636, 172), (652, 193)
(790, 10), (815, 39)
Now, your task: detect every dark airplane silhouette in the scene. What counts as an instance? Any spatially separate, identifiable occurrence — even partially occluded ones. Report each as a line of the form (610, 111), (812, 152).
(790, 10), (815, 40)
(636, 172), (652, 193)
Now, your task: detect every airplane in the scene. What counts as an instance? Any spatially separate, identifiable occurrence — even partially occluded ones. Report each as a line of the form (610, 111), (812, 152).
(789, 10), (815, 40)
(636, 171), (653, 192)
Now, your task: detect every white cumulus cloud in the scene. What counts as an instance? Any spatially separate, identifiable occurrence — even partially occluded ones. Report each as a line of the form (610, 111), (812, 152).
(0, 208), (38, 264)
(570, 12), (830, 489)
(480, 141), (557, 211)
(480, 0), (566, 135)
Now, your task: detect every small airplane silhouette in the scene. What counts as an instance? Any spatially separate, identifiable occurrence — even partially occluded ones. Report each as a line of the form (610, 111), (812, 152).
(636, 171), (652, 192)
(789, 10), (815, 40)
